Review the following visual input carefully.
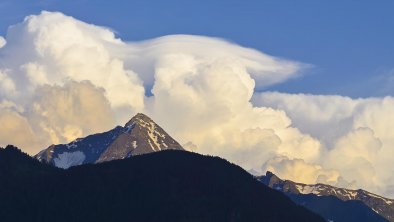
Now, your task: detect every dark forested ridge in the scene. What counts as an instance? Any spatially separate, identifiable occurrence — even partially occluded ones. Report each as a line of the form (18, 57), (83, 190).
(0, 146), (325, 222)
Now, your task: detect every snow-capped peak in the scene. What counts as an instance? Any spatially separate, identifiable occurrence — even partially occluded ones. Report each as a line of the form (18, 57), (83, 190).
(35, 113), (184, 168)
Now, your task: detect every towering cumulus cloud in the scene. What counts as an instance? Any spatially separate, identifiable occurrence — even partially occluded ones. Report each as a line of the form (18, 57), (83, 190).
(0, 11), (394, 197)
(254, 93), (394, 196)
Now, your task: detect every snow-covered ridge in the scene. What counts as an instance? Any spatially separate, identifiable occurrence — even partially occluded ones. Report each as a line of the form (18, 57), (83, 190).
(293, 183), (393, 206)
(258, 171), (394, 222)
(293, 183), (394, 219)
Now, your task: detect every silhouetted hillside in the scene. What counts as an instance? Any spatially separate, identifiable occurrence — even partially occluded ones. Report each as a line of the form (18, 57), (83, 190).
(0, 145), (59, 177)
(0, 147), (325, 222)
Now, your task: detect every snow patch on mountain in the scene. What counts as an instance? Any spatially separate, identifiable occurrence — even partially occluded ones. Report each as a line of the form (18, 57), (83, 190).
(53, 151), (85, 169)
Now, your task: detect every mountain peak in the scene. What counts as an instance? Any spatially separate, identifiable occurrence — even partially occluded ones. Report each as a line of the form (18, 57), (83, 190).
(36, 113), (184, 168)
(98, 113), (183, 163)
(125, 113), (153, 127)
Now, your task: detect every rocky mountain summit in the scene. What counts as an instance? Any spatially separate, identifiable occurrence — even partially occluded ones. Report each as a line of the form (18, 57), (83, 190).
(35, 113), (184, 168)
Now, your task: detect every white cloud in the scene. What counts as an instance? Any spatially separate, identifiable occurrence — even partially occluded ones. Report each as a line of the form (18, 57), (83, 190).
(144, 51), (321, 172)
(325, 127), (383, 192)
(0, 70), (16, 96)
(253, 92), (394, 197)
(28, 81), (116, 145)
(263, 156), (344, 186)
(0, 36), (5, 48)
(0, 108), (38, 153)
(1, 11), (144, 122)
(123, 34), (305, 90)
(1, 11), (394, 198)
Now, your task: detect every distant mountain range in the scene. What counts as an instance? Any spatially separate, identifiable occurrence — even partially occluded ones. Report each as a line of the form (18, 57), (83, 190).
(0, 145), (325, 222)
(35, 113), (184, 168)
(259, 171), (393, 222)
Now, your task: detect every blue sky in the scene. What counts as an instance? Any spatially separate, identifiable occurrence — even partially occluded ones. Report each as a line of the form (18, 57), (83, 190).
(1, 0), (394, 97)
